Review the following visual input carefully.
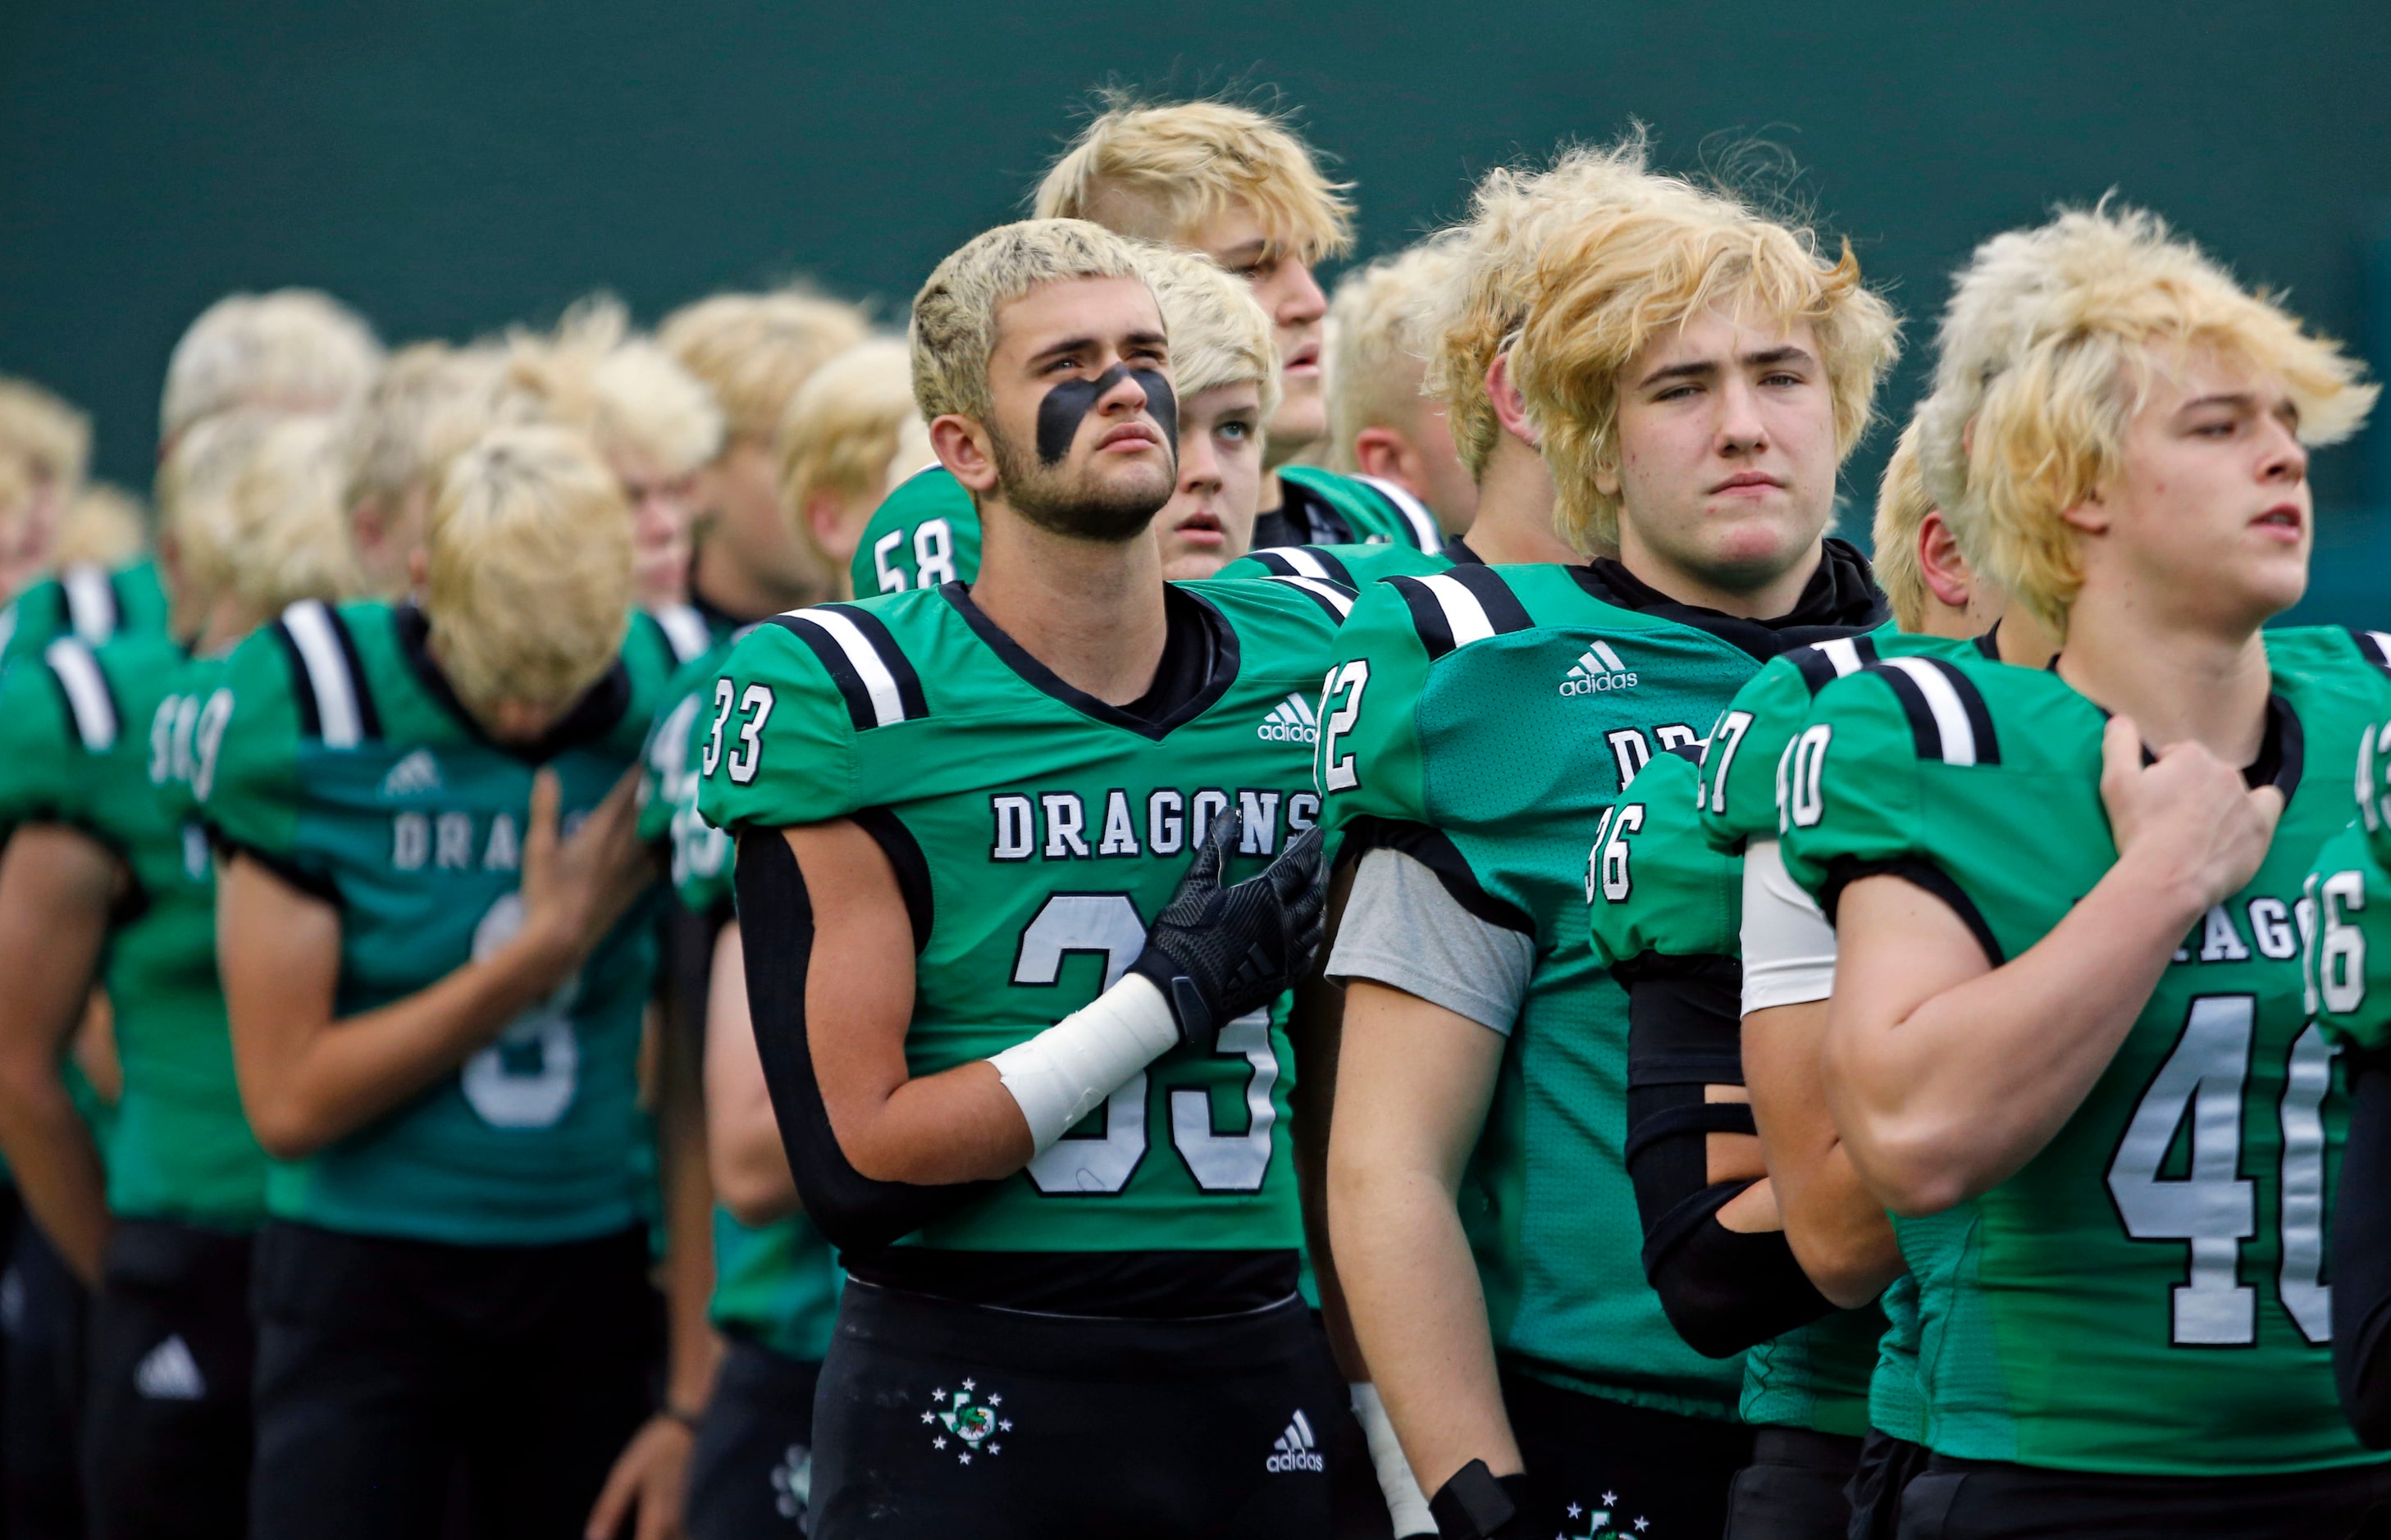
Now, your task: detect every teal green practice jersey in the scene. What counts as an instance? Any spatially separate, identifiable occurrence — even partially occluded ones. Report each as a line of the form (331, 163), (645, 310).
(1586, 747), (1883, 1436)
(1696, 626), (2006, 1442)
(1780, 628), (2391, 1475)
(0, 558), (171, 667)
(1313, 558), (1891, 1419)
(0, 632), (263, 1225)
(643, 633), (845, 1360)
(1216, 539), (1458, 590)
(2307, 688), (2391, 1056)
(849, 464), (1440, 599)
(697, 577), (1344, 1260)
(202, 599), (677, 1246)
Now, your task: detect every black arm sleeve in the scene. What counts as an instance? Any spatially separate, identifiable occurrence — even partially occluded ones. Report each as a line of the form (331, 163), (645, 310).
(1620, 950), (1834, 1359)
(732, 828), (993, 1256)
(2334, 1051), (2391, 1447)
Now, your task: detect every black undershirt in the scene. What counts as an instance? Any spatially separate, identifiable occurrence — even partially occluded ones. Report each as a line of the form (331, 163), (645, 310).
(1249, 476), (1354, 553)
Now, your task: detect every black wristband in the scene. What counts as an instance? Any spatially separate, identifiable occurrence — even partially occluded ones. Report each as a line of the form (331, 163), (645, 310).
(1428, 1459), (1530, 1539)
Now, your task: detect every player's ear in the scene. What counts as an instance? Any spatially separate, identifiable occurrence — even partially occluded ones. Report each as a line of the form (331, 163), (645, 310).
(1917, 512), (1973, 609)
(932, 414), (999, 496)
(1485, 349), (1541, 450)
(1350, 426), (1412, 484)
(2058, 492), (2110, 536)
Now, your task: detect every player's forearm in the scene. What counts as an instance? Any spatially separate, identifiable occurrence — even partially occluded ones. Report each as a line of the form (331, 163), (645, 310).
(827, 1060), (1037, 1185)
(657, 1039), (723, 1417)
(1745, 1000), (1904, 1307)
(1776, 1146), (1905, 1308)
(1330, 1160), (1520, 1492)
(0, 1059), (111, 1287)
(1828, 862), (2194, 1214)
(239, 932), (574, 1158)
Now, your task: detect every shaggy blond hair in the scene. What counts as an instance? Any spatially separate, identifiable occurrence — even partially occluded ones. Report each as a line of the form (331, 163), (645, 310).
(509, 298), (723, 476)
(659, 290), (872, 445)
(342, 343), (527, 518)
(156, 410), (284, 636)
(52, 484), (148, 570)
(1504, 141), (1900, 556)
(774, 338), (920, 563)
(1145, 246), (1280, 415)
(424, 426), (632, 713)
(160, 290), (383, 443)
(1924, 203), (2377, 639)
(1870, 417), (1937, 632)
(1034, 97), (1354, 263)
(222, 417), (363, 622)
(910, 219), (1154, 426)
(1326, 237), (1466, 472)
(0, 377), (91, 491)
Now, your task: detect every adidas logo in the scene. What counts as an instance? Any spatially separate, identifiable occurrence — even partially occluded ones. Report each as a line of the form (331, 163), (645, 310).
(380, 748), (443, 798)
(135, 1334), (206, 1401)
(1265, 1410), (1325, 1474)
(1559, 641), (1636, 696)
(1257, 693), (1320, 745)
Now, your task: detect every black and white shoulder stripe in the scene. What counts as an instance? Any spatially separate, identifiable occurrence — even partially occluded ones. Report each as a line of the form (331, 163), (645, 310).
(1245, 545), (1357, 588)
(2348, 627), (2391, 682)
(1353, 475), (1444, 554)
(1862, 655), (1999, 766)
(1261, 574), (1354, 622)
(1791, 633), (1880, 695)
(61, 562), (121, 646)
(1384, 567), (1532, 660)
(774, 604), (929, 731)
(275, 599), (381, 749)
(41, 638), (118, 752)
(649, 603), (715, 666)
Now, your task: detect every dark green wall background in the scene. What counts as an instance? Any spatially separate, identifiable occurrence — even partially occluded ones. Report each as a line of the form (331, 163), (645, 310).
(5, 2), (2389, 608)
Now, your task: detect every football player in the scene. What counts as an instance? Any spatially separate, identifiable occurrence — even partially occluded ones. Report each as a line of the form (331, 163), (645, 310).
(1786, 203), (2388, 1535)
(851, 94), (1440, 599)
(1584, 420), (2057, 1540)
(696, 219), (1341, 1538)
(1144, 245), (1280, 581)
(207, 425), (677, 1538)
(1323, 239), (1476, 540)
(343, 342), (527, 598)
(1321, 136), (1898, 1540)
(0, 411), (357, 1538)
(661, 289), (872, 626)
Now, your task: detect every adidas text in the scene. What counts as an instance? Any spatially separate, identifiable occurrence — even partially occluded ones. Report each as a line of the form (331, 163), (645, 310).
(1559, 643), (1636, 696)
(1266, 1412), (1325, 1474)
(1256, 693), (1319, 744)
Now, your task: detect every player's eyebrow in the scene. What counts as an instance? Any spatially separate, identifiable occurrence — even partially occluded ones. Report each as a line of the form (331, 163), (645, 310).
(2172, 391), (2259, 416)
(1638, 344), (1817, 390)
(1025, 334), (1102, 367)
(1211, 238), (1271, 267)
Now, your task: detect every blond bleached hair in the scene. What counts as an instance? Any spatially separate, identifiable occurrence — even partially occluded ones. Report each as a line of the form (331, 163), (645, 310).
(156, 410), (284, 636)
(1924, 203), (2378, 640)
(1870, 417), (1937, 632)
(343, 342), (529, 517)
(659, 290), (873, 445)
(425, 426), (632, 713)
(509, 298), (723, 476)
(774, 338), (921, 564)
(160, 290), (383, 442)
(1505, 140), (1900, 556)
(0, 377), (92, 490)
(1034, 96), (1355, 263)
(52, 484), (149, 570)
(1144, 245), (1280, 417)
(910, 219), (1155, 426)
(221, 417), (363, 623)
(1327, 236), (1467, 472)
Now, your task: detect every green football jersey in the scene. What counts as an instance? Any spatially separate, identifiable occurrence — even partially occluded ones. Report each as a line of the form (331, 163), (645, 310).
(0, 558), (171, 667)
(1584, 747), (1882, 1436)
(697, 578), (1343, 1261)
(1779, 628), (2391, 1474)
(849, 465), (1440, 599)
(0, 632), (263, 1226)
(1316, 560), (1879, 1419)
(202, 598), (676, 1246)
(641, 635), (745, 916)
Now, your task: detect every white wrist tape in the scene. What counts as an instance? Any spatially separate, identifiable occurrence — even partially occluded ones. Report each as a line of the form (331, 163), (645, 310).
(1349, 1382), (1435, 1538)
(989, 973), (1179, 1154)
(1740, 838), (1840, 1014)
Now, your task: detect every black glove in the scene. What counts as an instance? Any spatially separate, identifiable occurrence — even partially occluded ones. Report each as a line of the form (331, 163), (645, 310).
(1428, 1460), (1535, 1540)
(1129, 812), (1328, 1050)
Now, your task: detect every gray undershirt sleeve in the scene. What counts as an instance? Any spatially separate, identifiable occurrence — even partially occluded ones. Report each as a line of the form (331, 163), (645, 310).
(1326, 846), (1535, 1035)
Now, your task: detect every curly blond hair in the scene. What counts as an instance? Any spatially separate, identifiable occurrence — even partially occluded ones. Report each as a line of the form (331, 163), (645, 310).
(909, 220), (1153, 426)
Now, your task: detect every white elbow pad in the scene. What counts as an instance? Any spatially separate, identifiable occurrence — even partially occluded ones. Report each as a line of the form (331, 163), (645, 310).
(988, 973), (1179, 1154)
(1741, 839), (1839, 1014)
